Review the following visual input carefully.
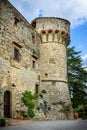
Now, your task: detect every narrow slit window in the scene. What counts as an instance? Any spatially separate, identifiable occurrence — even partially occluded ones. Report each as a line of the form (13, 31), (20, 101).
(35, 84), (39, 94)
(32, 60), (36, 68)
(32, 35), (35, 44)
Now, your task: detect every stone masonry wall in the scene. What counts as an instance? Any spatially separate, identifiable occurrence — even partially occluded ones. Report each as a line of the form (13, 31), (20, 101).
(0, 0), (73, 120)
(31, 18), (73, 120)
(0, 0), (40, 118)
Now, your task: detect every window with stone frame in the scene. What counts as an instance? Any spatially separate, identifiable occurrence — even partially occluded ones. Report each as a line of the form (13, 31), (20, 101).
(12, 42), (22, 62)
(13, 46), (20, 62)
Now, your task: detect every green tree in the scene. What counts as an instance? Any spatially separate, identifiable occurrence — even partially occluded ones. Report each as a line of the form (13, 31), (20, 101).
(67, 46), (87, 109)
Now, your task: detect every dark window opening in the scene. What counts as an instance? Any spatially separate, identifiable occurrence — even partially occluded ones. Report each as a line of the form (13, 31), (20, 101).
(66, 33), (69, 36)
(14, 47), (20, 62)
(45, 73), (48, 77)
(32, 21), (36, 28)
(61, 31), (65, 35)
(41, 30), (46, 34)
(32, 60), (36, 68)
(14, 18), (19, 26)
(65, 22), (67, 25)
(32, 35), (35, 44)
(55, 30), (59, 33)
(35, 84), (39, 94)
(48, 30), (52, 33)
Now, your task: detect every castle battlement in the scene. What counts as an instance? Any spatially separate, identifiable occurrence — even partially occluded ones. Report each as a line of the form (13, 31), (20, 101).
(32, 17), (70, 45)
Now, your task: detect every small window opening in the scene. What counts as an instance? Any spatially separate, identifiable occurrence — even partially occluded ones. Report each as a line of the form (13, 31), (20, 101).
(45, 73), (48, 77)
(14, 47), (20, 62)
(32, 21), (36, 28)
(32, 35), (35, 44)
(65, 22), (67, 25)
(61, 31), (65, 35)
(14, 18), (19, 26)
(66, 33), (69, 36)
(41, 30), (46, 34)
(55, 30), (59, 33)
(48, 30), (52, 33)
(32, 60), (36, 68)
(35, 84), (39, 94)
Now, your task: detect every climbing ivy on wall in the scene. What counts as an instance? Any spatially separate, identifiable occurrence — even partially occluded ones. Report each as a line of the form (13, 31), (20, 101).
(21, 91), (36, 118)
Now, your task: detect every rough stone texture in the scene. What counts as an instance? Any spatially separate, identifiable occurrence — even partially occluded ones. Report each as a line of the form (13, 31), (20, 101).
(0, 0), (73, 120)
(32, 18), (73, 120)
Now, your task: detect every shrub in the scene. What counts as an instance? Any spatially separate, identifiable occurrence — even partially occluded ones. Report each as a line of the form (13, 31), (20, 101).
(39, 94), (43, 98)
(78, 111), (87, 119)
(33, 93), (38, 100)
(21, 91), (35, 118)
(0, 117), (6, 127)
(19, 110), (28, 118)
(36, 106), (40, 111)
(28, 108), (35, 118)
(41, 89), (46, 93)
(22, 91), (34, 107)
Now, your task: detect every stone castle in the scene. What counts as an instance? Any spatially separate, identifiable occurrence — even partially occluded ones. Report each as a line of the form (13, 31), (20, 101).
(0, 0), (73, 120)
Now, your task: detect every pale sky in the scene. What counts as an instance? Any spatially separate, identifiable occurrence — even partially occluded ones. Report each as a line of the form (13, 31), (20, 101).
(8, 0), (87, 66)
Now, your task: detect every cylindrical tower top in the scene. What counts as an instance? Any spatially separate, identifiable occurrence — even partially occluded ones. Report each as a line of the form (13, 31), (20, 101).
(31, 17), (70, 46)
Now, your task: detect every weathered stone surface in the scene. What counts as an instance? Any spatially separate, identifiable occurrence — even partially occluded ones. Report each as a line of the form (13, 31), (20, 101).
(0, 0), (73, 120)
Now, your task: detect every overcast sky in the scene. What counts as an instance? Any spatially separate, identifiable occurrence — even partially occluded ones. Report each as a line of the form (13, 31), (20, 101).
(9, 0), (87, 66)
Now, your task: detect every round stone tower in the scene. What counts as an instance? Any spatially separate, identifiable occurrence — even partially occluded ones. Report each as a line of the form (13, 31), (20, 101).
(31, 17), (73, 120)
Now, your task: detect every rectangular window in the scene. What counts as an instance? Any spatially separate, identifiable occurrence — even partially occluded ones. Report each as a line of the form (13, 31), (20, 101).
(35, 84), (39, 94)
(32, 60), (36, 68)
(13, 47), (20, 62)
(32, 35), (35, 44)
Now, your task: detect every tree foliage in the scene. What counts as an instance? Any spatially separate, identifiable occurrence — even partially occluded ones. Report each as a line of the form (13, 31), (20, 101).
(67, 46), (87, 109)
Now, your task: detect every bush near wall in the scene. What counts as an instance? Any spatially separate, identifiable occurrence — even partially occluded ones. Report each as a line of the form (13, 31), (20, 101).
(21, 91), (36, 118)
(0, 117), (6, 127)
(78, 112), (87, 119)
